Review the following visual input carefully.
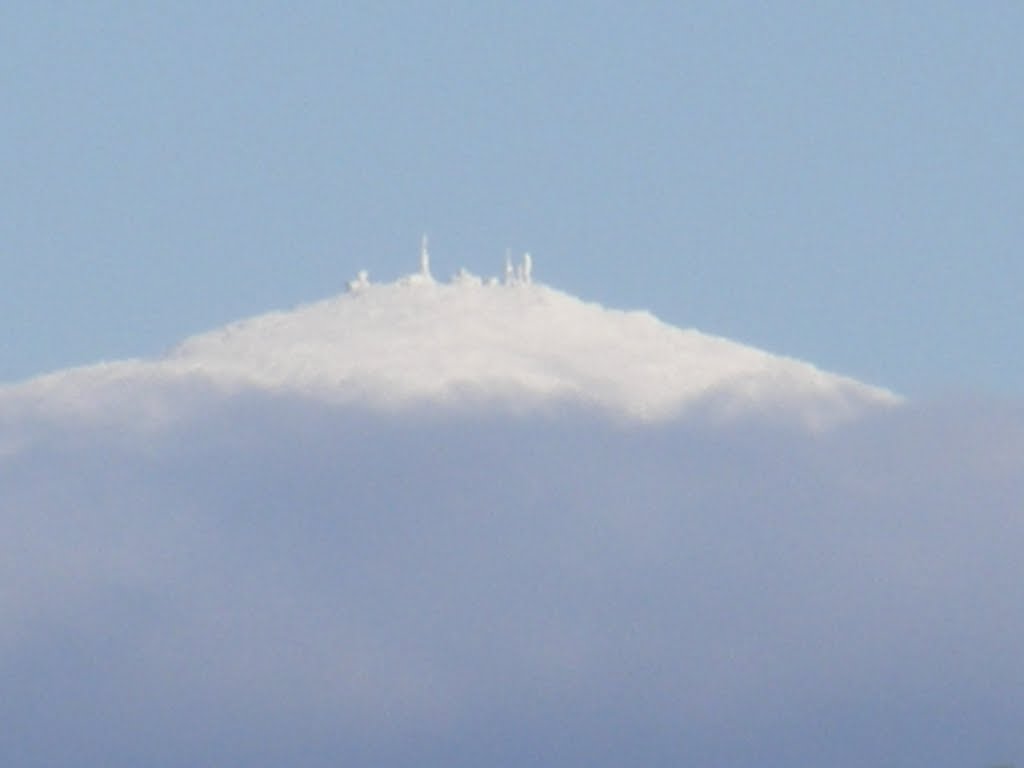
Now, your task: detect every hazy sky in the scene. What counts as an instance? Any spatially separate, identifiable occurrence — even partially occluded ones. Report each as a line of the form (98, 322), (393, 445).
(3, 2), (1022, 395)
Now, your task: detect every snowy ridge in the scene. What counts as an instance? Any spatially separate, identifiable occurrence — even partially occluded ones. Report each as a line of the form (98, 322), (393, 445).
(0, 251), (899, 429)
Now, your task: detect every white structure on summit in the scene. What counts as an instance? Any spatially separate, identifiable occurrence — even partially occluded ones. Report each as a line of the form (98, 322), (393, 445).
(350, 239), (534, 289)
(419, 234), (432, 279)
(504, 250), (533, 285)
(347, 269), (370, 292)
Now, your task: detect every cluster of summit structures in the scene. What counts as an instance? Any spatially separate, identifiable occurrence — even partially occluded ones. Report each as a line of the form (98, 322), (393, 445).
(347, 236), (533, 292)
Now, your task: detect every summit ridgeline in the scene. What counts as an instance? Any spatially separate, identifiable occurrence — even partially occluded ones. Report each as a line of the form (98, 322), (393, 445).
(1, 241), (900, 430)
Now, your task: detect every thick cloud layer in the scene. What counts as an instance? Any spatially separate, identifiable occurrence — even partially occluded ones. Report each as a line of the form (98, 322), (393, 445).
(1, 394), (1022, 767)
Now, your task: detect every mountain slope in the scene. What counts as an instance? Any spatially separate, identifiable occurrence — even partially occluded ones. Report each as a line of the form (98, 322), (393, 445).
(1, 258), (898, 429)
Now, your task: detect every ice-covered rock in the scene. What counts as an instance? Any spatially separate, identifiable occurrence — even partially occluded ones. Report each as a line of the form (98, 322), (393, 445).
(0, 252), (899, 430)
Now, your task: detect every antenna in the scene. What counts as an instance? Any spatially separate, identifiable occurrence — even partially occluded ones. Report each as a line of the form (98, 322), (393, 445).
(420, 234), (431, 278)
(505, 249), (515, 284)
(522, 252), (532, 284)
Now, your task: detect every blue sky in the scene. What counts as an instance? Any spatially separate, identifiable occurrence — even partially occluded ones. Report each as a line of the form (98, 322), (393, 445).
(3, 2), (1021, 396)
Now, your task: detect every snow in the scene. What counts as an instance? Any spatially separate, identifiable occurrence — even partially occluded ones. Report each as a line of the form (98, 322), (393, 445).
(0, 259), (900, 429)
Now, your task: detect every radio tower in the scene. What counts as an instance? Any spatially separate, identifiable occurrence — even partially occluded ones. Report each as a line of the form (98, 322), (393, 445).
(419, 234), (431, 278)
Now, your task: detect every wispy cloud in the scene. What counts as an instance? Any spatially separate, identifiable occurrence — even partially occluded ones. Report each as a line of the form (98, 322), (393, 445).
(1, 394), (1021, 767)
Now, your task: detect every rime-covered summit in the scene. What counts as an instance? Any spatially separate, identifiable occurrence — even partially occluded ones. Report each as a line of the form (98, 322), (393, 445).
(1, 247), (898, 429)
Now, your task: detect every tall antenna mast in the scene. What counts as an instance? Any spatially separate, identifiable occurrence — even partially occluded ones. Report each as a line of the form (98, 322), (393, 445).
(420, 234), (431, 278)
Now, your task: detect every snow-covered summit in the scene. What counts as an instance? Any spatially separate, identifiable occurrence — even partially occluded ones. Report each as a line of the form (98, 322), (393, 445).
(1, 249), (899, 429)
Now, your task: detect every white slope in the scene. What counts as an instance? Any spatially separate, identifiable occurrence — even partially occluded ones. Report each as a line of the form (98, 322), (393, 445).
(0, 262), (899, 429)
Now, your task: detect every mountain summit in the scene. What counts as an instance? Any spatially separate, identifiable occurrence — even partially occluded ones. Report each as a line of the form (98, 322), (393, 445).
(3, 248), (898, 429)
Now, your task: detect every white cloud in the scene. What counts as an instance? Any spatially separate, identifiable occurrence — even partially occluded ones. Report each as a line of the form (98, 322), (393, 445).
(1, 391), (1022, 767)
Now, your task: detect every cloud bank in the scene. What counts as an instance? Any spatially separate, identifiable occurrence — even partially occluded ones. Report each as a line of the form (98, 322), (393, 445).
(1, 393), (1022, 767)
